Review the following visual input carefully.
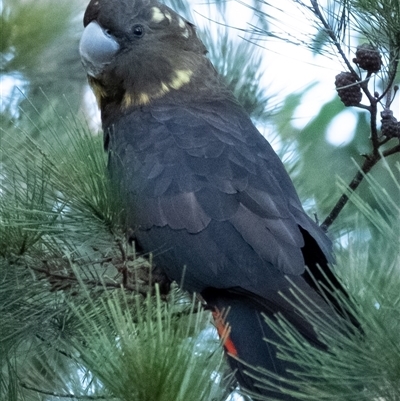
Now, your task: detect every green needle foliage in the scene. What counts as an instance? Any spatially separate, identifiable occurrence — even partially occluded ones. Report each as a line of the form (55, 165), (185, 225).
(1, 1), (399, 400)
(244, 163), (400, 401)
(0, 104), (230, 400)
(69, 287), (228, 401)
(0, 104), (122, 258)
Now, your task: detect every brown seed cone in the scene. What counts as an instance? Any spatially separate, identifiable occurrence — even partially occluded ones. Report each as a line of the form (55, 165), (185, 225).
(335, 72), (362, 106)
(354, 43), (382, 73)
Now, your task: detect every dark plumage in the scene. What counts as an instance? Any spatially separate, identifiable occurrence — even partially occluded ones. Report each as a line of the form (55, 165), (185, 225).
(79, 1), (348, 398)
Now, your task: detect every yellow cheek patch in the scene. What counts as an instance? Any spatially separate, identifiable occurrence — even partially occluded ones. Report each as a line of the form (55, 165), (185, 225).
(151, 7), (165, 23)
(122, 93), (134, 108)
(89, 80), (107, 108)
(121, 69), (193, 108)
(169, 69), (193, 90)
(122, 92), (152, 107)
(138, 92), (151, 105)
(160, 82), (170, 93)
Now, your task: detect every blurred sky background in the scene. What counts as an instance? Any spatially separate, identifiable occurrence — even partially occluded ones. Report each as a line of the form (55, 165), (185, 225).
(4, 0), (395, 148)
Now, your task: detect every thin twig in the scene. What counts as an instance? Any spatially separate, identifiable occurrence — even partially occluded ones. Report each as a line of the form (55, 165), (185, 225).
(320, 154), (379, 231)
(320, 141), (399, 231)
(20, 382), (115, 399)
(310, 0), (358, 77)
(378, 48), (400, 104)
(321, 140), (400, 232)
(369, 100), (379, 154)
(382, 143), (400, 158)
(35, 334), (74, 359)
(30, 266), (148, 296)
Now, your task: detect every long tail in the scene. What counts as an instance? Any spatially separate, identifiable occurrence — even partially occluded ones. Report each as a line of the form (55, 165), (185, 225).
(204, 290), (305, 400)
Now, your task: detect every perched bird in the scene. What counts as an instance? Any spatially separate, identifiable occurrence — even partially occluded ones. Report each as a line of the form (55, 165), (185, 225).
(79, 0), (349, 398)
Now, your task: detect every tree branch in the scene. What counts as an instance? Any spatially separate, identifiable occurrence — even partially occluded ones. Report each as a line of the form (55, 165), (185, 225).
(320, 154), (379, 231)
(315, 3), (400, 230)
(30, 265), (149, 296)
(320, 140), (400, 231)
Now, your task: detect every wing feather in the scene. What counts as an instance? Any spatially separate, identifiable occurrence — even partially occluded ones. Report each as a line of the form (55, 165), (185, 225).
(108, 99), (333, 286)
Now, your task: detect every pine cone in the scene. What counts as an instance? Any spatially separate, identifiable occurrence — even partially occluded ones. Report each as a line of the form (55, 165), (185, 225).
(335, 72), (362, 106)
(353, 43), (382, 73)
(381, 110), (400, 138)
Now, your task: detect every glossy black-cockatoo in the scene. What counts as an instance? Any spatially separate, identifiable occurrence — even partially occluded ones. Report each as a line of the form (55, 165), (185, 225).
(79, 1), (349, 399)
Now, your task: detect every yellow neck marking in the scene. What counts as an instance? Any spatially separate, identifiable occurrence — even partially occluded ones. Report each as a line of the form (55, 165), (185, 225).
(122, 69), (193, 108)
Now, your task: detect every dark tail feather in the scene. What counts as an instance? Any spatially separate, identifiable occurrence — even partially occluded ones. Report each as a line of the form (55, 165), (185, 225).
(299, 227), (362, 331)
(203, 289), (302, 401)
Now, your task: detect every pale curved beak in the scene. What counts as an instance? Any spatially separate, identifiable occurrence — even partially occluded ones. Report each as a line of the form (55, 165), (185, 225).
(79, 21), (120, 78)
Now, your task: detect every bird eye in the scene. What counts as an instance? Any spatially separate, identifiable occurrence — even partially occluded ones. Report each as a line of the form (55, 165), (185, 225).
(132, 25), (144, 38)
(104, 29), (113, 38)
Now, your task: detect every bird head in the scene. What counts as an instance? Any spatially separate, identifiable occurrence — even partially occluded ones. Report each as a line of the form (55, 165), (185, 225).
(79, 0), (211, 109)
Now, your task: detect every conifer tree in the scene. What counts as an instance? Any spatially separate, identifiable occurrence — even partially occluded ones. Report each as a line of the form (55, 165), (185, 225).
(1, 1), (399, 400)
